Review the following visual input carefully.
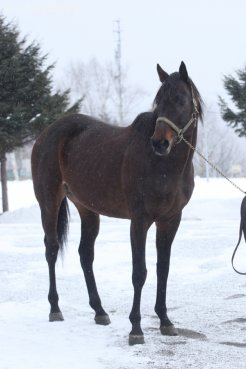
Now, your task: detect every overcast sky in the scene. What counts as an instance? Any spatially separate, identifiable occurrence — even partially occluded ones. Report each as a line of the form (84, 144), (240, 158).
(2, 0), (246, 116)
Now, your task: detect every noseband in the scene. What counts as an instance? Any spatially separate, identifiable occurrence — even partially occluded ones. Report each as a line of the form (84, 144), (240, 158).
(156, 86), (199, 144)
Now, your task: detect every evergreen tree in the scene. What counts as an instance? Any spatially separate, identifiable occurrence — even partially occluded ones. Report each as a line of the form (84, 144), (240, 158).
(0, 16), (82, 212)
(219, 65), (246, 137)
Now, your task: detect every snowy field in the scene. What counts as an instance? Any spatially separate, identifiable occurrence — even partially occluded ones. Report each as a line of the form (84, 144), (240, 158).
(1, 178), (246, 369)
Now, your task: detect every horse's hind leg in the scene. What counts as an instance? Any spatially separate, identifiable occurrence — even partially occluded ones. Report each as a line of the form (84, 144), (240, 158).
(76, 205), (110, 325)
(41, 201), (64, 322)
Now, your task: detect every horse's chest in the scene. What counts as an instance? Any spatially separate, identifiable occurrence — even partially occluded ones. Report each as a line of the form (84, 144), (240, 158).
(143, 176), (192, 219)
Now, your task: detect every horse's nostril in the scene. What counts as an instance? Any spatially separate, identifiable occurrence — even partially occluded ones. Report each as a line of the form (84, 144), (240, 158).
(151, 139), (170, 152)
(151, 138), (171, 156)
(160, 139), (170, 149)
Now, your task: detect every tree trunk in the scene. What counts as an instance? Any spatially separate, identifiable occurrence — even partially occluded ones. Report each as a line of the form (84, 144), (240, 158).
(0, 153), (9, 213)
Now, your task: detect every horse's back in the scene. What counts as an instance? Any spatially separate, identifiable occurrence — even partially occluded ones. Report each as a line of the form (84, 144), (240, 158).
(32, 113), (121, 172)
(33, 113), (112, 150)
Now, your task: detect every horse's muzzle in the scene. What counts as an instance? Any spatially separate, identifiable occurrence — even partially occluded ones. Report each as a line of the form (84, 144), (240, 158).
(151, 138), (171, 156)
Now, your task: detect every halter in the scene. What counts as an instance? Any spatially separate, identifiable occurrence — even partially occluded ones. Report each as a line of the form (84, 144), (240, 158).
(156, 86), (199, 144)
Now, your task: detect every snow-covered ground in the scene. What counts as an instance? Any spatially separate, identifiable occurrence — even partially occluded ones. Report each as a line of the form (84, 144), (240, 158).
(1, 178), (246, 369)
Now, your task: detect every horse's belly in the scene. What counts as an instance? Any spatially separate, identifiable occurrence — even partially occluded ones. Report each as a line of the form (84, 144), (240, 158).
(62, 136), (130, 218)
(64, 179), (130, 219)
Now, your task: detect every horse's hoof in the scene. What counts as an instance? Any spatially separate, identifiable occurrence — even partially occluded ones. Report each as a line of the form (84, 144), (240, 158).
(129, 334), (145, 346)
(160, 324), (178, 336)
(95, 314), (111, 325)
(49, 312), (64, 322)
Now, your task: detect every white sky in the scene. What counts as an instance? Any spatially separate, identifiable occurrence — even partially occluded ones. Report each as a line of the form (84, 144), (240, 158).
(1, 0), (246, 113)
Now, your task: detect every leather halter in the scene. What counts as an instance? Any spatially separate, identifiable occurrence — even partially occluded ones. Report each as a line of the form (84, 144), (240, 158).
(156, 86), (199, 143)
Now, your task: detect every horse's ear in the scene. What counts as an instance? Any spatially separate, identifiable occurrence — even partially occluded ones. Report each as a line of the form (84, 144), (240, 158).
(179, 61), (189, 82)
(157, 64), (169, 83)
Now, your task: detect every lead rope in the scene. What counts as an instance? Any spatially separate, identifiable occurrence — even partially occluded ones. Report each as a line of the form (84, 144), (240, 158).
(182, 135), (246, 275)
(182, 136), (246, 195)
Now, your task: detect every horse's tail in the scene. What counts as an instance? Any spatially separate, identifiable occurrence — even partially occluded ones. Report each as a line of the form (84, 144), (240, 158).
(57, 197), (70, 256)
(232, 196), (246, 275)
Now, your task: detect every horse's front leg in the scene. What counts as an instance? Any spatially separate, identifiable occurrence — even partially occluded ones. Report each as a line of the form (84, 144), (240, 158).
(155, 213), (182, 336)
(129, 218), (150, 345)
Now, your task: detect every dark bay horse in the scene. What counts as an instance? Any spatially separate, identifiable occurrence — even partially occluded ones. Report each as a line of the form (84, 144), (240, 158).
(31, 62), (203, 345)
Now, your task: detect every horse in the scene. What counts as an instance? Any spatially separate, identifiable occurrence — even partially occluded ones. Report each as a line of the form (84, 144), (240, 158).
(31, 61), (203, 345)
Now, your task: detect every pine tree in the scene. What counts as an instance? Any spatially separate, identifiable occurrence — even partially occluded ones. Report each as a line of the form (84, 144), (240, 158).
(219, 65), (246, 137)
(0, 16), (82, 212)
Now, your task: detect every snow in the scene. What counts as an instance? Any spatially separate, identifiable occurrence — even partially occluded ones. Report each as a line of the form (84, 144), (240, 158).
(1, 177), (246, 369)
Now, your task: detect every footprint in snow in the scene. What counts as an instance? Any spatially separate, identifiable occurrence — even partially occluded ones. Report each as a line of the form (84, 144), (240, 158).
(219, 341), (246, 348)
(225, 293), (246, 300)
(222, 317), (246, 325)
(176, 328), (207, 340)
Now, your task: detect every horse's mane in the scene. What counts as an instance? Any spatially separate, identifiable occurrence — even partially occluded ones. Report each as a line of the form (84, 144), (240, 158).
(189, 79), (203, 121)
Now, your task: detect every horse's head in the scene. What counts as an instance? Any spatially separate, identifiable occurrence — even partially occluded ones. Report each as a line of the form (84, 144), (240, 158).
(151, 62), (202, 156)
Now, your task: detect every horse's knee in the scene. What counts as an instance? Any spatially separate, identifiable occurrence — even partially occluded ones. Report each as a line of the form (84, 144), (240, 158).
(132, 267), (147, 288)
